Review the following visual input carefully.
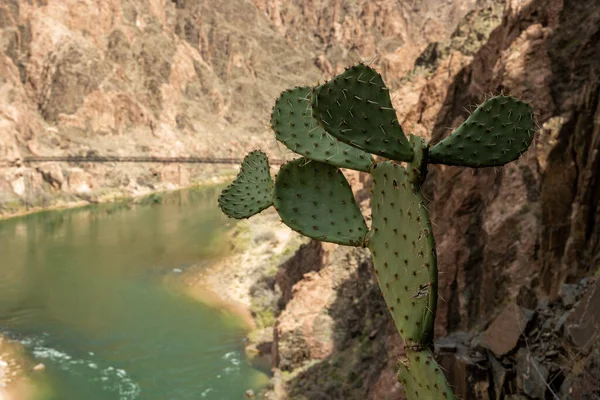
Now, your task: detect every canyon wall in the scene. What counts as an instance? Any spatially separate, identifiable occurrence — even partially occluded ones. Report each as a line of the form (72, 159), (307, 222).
(0, 0), (481, 216)
(0, 0), (316, 214)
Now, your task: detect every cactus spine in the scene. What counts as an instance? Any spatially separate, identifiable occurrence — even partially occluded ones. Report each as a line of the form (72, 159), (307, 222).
(218, 63), (535, 399)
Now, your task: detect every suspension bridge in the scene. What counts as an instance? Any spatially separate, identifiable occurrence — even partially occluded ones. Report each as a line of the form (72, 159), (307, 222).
(19, 155), (286, 165)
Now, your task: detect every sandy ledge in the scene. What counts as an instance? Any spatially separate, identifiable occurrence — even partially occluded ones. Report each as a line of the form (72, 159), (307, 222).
(180, 206), (307, 335)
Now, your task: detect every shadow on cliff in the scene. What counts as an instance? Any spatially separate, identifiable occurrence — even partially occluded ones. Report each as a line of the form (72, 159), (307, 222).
(422, 0), (600, 398)
(425, 0), (600, 335)
(277, 249), (403, 400)
(424, 0), (548, 335)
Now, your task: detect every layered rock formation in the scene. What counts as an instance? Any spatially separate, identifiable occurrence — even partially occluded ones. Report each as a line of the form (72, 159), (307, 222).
(0, 0), (484, 217)
(0, 0), (317, 215)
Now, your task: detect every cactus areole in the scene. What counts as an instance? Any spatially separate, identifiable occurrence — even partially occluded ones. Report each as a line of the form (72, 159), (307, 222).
(218, 63), (535, 400)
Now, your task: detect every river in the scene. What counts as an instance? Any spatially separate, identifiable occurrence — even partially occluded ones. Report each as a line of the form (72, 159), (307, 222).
(0, 186), (269, 399)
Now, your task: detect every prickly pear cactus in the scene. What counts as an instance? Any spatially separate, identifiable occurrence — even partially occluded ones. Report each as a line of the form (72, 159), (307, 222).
(271, 87), (374, 172)
(273, 158), (368, 246)
(398, 349), (455, 399)
(311, 64), (414, 162)
(369, 160), (437, 345)
(218, 150), (273, 219)
(429, 95), (535, 167)
(218, 62), (536, 400)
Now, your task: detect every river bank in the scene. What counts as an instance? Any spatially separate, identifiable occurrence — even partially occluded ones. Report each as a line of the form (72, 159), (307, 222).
(180, 207), (308, 376)
(0, 170), (235, 221)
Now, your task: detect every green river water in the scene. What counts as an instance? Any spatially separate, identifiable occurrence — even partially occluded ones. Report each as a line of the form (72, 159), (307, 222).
(0, 187), (269, 399)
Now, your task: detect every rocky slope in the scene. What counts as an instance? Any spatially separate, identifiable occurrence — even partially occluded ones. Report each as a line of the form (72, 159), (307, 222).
(0, 0), (483, 217)
(0, 0), (315, 216)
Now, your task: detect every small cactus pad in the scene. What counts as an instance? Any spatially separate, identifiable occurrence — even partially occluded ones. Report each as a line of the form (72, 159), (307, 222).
(218, 150), (274, 219)
(274, 158), (368, 246)
(311, 63), (414, 162)
(271, 87), (374, 172)
(369, 161), (437, 345)
(429, 95), (535, 167)
(397, 349), (456, 400)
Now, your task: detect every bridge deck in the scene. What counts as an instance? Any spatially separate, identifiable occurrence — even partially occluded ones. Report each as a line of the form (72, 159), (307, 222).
(20, 156), (285, 165)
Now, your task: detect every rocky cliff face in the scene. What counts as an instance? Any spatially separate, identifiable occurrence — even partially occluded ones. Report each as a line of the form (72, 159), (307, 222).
(0, 0), (483, 217)
(252, 0), (479, 82)
(424, 0), (600, 330)
(0, 0), (318, 215)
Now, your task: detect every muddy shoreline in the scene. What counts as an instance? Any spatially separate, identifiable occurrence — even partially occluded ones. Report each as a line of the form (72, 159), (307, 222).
(180, 207), (307, 371)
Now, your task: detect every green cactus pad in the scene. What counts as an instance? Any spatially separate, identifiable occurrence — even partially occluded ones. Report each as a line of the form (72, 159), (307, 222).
(398, 349), (456, 400)
(368, 161), (437, 345)
(429, 95), (535, 167)
(271, 87), (374, 172)
(218, 150), (274, 219)
(311, 63), (414, 162)
(274, 158), (368, 246)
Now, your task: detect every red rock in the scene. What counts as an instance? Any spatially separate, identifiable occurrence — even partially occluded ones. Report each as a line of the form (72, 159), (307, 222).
(481, 303), (534, 357)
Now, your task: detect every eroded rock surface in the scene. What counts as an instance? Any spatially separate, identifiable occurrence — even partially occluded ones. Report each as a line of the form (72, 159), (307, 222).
(436, 276), (600, 400)
(481, 303), (534, 357)
(268, 245), (404, 400)
(0, 0), (485, 217)
(0, 0), (315, 216)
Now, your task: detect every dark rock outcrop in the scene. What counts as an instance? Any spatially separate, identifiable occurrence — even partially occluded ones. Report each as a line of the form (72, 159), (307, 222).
(437, 276), (600, 400)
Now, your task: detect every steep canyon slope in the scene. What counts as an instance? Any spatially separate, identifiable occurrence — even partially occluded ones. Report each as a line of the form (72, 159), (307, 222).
(0, 0), (313, 214)
(0, 0), (481, 217)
